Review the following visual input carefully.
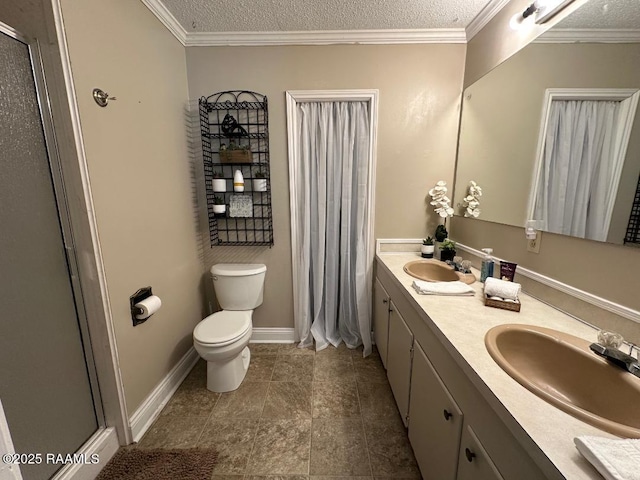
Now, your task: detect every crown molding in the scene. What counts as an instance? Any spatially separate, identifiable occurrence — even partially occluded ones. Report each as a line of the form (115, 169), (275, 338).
(140, 0), (187, 45)
(535, 28), (640, 43)
(184, 29), (467, 47)
(465, 0), (511, 41)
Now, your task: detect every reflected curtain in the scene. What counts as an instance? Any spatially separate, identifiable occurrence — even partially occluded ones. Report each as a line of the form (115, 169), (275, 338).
(534, 99), (620, 241)
(293, 101), (372, 356)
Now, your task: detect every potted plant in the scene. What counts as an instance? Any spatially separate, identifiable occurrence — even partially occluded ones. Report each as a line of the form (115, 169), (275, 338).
(219, 142), (252, 164)
(421, 237), (435, 258)
(212, 195), (226, 216)
(253, 170), (267, 192)
(440, 239), (456, 263)
(212, 171), (226, 192)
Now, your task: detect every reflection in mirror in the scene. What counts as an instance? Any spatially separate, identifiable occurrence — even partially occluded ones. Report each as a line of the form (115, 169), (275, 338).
(454, 0), (640, 246)
(530, 89), (639, 242)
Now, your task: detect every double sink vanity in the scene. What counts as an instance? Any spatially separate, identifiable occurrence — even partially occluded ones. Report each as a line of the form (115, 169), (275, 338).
(374, 249), (640, 479)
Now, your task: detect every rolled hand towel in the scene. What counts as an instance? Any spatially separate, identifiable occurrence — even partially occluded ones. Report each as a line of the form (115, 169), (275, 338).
(412, 280), (474, 296)
(484, 277), (521, 301)
(574, 436), (640, 480)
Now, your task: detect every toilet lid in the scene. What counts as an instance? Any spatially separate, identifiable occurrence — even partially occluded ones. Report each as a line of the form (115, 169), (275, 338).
(194, 311), (251, 345)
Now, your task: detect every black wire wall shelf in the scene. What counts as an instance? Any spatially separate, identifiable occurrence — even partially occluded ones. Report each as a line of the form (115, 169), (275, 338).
(199, 90), (273, 247)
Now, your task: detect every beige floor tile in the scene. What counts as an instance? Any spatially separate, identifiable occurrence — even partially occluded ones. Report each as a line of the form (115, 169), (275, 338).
(311, 477), (372, 480)
(245, 355), (277, 382)
(137, 416), (207, 449)
(263, 382), (312, 419)
(210, 476), (244, 480)
(250, 343), (283, 356)
(272, 355), (315, 382)
(247, 476), (309, 480)
(181, 359), (207, 389)
(197, 418), (259, 475)
(364, 420), (420, 478)
(312, 381), (360, 418)
(353, 355), (387, 384)
(313, 356), (355, 383)
(161, 383), (219, 417)
(211, 381), (269, 419)
(356, 382), (400, 423)
(310, 419), (371, 476)
(246, 419), (312, 475)
(278, 343), (316, 356)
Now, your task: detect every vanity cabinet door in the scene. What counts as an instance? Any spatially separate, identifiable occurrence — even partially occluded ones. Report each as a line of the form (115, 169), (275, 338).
(386, 302), (414, 426)
(373, 278), (391, 368)
(457, 424), (505, 480)
(409, 341), (463, 480)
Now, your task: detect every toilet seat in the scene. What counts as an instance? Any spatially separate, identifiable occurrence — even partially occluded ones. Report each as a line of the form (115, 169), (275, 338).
(194, 311), (251, 347)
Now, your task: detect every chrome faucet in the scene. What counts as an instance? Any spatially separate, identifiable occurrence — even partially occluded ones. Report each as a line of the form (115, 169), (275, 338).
(590, 343), (640, 378)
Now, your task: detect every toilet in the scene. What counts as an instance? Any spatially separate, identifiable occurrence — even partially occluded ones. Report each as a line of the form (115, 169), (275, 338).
(193, 263), (266, 392)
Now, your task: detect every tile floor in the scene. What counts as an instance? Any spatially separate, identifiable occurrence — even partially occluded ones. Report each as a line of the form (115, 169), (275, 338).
(138, 343), (422, 479)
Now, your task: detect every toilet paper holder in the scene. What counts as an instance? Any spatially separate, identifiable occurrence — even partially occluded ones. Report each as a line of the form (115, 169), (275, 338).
(130, 286), (153, 326)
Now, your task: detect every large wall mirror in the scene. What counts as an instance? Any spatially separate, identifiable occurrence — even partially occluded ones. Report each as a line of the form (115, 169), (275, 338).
(454, 0), (640, 246)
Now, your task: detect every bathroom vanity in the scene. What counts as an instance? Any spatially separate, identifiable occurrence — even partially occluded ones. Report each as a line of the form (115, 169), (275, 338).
(375, 250), (618, 480)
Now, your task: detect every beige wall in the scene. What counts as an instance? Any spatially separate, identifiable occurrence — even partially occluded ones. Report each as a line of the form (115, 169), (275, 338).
(186, 44), (466, 329)
(60, 0), (205, 414)
(454, 0), (640, 344)
(455, 42), (640, 229)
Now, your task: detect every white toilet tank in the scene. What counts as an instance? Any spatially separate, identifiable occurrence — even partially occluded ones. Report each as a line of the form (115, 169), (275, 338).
(211, 263), (267, 310)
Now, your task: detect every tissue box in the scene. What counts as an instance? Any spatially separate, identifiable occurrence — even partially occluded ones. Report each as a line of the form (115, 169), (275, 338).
(484, 294), (521, 312)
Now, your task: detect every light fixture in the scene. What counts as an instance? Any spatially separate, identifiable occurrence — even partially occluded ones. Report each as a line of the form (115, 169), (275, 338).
(533, 0), (575, 24)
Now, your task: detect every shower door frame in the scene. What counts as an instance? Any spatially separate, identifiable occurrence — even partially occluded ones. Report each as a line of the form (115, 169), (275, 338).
(0, 8), (128, 477)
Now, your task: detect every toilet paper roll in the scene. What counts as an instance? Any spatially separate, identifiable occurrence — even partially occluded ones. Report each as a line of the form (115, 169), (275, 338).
(135, 295), (162, 320)
(484, 277), (521, 301)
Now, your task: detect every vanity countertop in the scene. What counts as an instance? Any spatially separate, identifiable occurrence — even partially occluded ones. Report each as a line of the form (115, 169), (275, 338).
(377, 251), (618, 480)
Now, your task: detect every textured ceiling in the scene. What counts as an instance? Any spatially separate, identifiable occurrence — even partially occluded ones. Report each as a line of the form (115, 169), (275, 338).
(159, 0), (494, 32)
(556, 0), (640, 29)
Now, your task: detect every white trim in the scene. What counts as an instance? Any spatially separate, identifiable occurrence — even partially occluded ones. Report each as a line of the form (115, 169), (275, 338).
(536, 29), (640, 44)
(185, 28), (466, 46)
(286, 89), (379, 345)
(527, 88), (640, 235)
(50, 428), (119, 480)
(129, 347), (199, 442)
(455, 242), (640, 324)
(375, 238), (423, 254)
(250, 328), (296, 343)
(51, 0), (131, 444)
(139, 0), (187, 45)
(465, 0), (511, 41)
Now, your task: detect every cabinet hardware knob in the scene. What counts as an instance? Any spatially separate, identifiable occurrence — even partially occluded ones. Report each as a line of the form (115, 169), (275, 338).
(465, 448), (476, 463)
(443, 409), (452, 421)
(382, 299), (388, 304)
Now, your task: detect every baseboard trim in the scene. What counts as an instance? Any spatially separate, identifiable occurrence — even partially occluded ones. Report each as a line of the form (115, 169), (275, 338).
(50, 428), (119, 480)
(129, 347), (200, 442)
(251, 327), (296, 343)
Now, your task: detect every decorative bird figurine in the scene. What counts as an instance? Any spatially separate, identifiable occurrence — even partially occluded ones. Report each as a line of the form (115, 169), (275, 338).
(221, 114), (248, 138)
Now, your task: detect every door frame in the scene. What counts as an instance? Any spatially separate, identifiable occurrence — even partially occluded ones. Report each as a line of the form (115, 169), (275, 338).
(285, 89), (379, 342)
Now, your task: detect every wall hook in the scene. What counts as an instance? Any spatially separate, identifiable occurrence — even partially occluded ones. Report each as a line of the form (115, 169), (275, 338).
(93, 88), (117, 107)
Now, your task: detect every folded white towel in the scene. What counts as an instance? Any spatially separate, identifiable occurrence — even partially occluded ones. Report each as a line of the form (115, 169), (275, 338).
(412, 280), (475, 296)
(484, 277), (521, 301)
(575, 436), (640, 480)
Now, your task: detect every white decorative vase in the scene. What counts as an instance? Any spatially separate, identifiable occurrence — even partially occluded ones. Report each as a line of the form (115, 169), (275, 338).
(252, 178), (267, 192)
(212, 178), (226, 192)
(421, 245), (435, 258)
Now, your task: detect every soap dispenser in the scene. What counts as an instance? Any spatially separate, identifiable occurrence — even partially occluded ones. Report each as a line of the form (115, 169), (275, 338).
(233, 170), (245, 192)
(480, 248), (494, 283)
